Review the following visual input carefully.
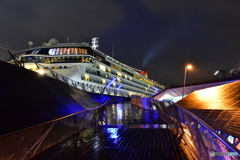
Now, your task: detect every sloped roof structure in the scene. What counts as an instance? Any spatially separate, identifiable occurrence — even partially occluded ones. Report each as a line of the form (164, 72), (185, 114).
(153, 80), (240, 102)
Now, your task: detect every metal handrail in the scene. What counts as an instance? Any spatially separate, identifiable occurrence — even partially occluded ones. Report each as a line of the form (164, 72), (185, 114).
(161, 100), (240, 159)
(166, 101), (240, 155)
(0, 99), (109, 160)
(0, 100), (108, 138)
(131, 96), (240, 159)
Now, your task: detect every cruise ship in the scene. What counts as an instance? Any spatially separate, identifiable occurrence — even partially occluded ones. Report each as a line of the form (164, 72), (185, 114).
(8, 38), (165, 97)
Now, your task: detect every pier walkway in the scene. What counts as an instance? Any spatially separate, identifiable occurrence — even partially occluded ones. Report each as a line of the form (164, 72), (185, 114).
(1, 96), (240, 160)
(30, 101), (187, 160)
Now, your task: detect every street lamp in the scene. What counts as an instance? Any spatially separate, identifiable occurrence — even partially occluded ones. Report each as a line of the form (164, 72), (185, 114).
(182, 64), (193, 98)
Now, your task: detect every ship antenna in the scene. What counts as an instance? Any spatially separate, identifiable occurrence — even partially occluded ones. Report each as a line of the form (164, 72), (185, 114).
(67, 37), (69, 43)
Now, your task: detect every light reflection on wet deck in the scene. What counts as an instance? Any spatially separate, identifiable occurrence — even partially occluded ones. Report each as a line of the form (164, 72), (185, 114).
(98, 102), (164, 127)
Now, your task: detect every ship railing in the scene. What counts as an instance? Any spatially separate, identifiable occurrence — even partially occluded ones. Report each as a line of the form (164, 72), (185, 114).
(131, 96), (240, 160)
(35, 63), (129, 97)
(106, 55), (141, 73)
(105, 57), (165, 89)
(0, 99), (116, 160)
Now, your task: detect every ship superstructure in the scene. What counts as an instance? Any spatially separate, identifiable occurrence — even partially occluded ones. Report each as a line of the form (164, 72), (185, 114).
(9, 38), (165, 97)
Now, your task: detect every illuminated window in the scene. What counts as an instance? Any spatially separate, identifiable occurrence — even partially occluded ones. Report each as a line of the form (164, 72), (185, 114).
(52, 57), (56, 62)
(124, 75), (127, 79)
(117, 72), (122, 77)
(84, 74), (90, 81)
(110, 64), (115, 68)
(78, 48), (81, 54)
(78, 48), (87, 54)
(49, 48), (56, 55)
(59, 48), (63, 54)
(102, 79), (106, 85)
(99, 65), (106, 72)
(82, 57), (85, 62)
(117, 78), (121, 83)
(115, 66), (122, 71)
(63, 48), (67, 54)
(67, 48), (70, 54)
(107, 68), (111, 73)
(74, 48), (78, 54)
(112, 82), (116, 87)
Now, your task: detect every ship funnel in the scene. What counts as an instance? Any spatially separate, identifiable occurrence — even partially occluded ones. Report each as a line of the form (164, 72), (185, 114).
(140, 69), (148, 77)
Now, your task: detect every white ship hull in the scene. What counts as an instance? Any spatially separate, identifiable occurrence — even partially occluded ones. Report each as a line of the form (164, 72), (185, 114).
(9, 38), (165, 97)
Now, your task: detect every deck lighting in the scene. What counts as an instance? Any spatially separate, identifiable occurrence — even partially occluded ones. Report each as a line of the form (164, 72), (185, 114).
(37, 69), (45, 75)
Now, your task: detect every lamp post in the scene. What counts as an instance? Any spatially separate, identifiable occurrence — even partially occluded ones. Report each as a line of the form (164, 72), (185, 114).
(182, 64), (192, 98)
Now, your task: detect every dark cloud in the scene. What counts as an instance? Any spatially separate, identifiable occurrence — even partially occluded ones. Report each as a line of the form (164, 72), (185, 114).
(1, 0), (240, 87)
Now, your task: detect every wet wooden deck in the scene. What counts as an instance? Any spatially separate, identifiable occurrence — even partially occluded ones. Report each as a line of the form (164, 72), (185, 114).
(30, 102), (187, 160)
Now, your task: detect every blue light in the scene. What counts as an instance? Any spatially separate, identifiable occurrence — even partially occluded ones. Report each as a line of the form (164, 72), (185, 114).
(117, 85), (122, 90)
(106, 77), (116, 88)
(106, 128), (121, 144)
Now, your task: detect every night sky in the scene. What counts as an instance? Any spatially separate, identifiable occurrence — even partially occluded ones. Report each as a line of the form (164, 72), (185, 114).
(1, 0), (240, 88)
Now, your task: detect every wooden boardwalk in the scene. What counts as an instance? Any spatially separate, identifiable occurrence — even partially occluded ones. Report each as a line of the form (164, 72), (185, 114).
(31, 102), (187, 160)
